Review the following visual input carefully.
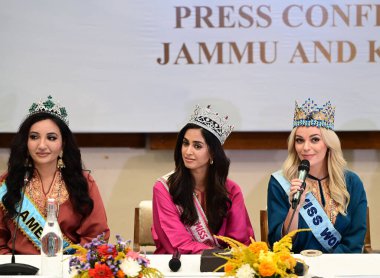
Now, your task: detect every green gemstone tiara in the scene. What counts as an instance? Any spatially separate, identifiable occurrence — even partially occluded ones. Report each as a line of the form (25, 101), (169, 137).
(28, 95), (69, 126)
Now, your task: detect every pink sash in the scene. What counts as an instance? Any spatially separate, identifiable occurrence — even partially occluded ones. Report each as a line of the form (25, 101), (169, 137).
(158, 174), (221, 248)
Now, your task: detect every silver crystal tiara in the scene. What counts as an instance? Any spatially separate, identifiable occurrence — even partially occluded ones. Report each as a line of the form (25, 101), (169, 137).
(188, 105), (233, 145)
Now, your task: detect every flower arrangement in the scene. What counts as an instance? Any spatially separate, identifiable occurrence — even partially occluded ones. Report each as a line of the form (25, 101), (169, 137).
(68, 234), (163, 278)
(214, 229), (310, 278)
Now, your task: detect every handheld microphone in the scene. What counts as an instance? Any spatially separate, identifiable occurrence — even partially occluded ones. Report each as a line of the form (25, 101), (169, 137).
(168, 248), (181, 272)
(0, 170), (39, 275)
(291, 160), (310, 209)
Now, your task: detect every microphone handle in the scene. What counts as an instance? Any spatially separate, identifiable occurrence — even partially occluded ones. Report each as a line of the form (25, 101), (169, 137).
(291, 181), (306, 209)
(287, 164), (309, 234)
(174, 248), (180, 259)
(169, 249), (181, 272)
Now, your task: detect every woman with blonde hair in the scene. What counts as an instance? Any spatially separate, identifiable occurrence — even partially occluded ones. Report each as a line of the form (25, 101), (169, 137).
(267, 99), (367, 253)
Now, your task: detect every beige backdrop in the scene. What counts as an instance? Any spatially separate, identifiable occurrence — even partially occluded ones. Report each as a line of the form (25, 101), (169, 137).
(0, 147), (378, 250)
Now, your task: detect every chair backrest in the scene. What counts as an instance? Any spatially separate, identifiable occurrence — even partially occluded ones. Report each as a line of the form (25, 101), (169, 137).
(133, 200), (155, 252)
(364, 206), (372, 253)
(260, 209), (269, 245)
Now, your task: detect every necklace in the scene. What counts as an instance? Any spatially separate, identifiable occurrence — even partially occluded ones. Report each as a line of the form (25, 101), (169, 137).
(27, 170), (64, 218)
(41, 172), (57, 195)
(40, 171), (63, 217)
(55, 173), (63, 218)
(50, 171), (63, 218)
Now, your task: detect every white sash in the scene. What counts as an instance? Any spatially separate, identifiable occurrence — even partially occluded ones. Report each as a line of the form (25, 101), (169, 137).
(158, 174), (221, 248)
(272, 170), (341, 253)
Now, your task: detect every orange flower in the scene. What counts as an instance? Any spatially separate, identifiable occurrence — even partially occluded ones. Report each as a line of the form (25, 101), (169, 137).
(116, 270), (125, 278)
(224, 262), (235, 273)
(249, 241), (269, 254)
(258, 260), (277, 277)
(88, 263), (113, 278)
(278, 253), (296, 269)
(97, 244), (118, 258)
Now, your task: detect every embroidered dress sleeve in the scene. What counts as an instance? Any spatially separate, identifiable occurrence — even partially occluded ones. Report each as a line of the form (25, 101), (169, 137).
(0, 175), (12, 254)
(0, 207), (12, 254)
(267, 174), (290, 247)
(152, 181), (211, 254)
(333, 172), (367, 253)
(76, 174), (110, 245)
(223, 180), (255, 244)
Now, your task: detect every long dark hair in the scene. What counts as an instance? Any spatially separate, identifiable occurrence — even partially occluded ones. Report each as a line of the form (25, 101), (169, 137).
(2, 113), (94, 219)
(168, 123), (231, 233)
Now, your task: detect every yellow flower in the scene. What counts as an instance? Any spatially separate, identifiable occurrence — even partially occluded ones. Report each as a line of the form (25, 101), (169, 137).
(273, 228), (310, 253)
(115, 252), (125, 261)
(215, 230), (310, 278)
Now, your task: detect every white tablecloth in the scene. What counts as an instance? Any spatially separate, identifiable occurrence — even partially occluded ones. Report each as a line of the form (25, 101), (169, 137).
(0, 254), (379, 277)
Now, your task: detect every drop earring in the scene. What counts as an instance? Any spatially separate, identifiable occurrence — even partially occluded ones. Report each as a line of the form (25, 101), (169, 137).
(57, 152), (65, 170)
(24, 155), (32, 168)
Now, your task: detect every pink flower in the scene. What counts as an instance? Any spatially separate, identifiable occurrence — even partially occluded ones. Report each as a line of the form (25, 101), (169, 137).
(126, 250), (141, 260)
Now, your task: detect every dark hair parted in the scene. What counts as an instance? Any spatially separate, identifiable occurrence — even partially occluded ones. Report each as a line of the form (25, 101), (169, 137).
(168, 123), (232, 234)
(2, 113), (94, 219)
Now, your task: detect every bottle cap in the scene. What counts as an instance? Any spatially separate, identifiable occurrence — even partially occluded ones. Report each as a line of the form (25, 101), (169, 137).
(300, 249), (322, 257)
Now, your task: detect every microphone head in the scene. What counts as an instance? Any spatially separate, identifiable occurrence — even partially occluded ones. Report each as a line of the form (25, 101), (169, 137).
(168, 258), (181, 272)
(294, 261), (309, 276)
(298, 160), (310, 172)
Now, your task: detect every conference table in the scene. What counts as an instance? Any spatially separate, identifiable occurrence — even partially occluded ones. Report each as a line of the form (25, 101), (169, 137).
(1, 253), (380, 277)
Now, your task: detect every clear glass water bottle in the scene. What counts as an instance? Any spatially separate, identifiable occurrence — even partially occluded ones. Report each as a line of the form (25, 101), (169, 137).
(40, 198), (63, 277)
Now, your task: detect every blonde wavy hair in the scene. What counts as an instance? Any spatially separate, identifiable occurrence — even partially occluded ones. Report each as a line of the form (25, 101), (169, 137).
(282, 127), (350, 215)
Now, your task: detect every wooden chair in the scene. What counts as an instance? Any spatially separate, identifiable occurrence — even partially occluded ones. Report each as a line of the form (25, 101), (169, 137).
(261, 207), (376, 253)
(133, 200), (155, 252)
(260, 210), (269, 244)
(364, 207), (373, 253)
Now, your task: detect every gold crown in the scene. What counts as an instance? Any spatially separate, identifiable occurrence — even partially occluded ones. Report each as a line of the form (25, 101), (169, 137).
(28, 95), (69, 126)
(188, 105), (233, 145)
(293, 98), (335, 130)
